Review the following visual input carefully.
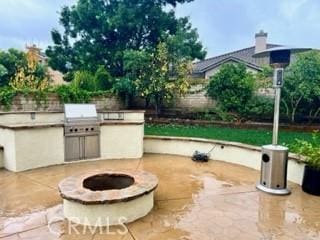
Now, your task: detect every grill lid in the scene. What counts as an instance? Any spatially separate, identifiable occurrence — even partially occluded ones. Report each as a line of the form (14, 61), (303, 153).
(64, 104), (98, 122)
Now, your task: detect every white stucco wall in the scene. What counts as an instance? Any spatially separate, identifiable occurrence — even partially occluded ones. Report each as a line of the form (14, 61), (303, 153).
(100, 124), (144, 159)
(1, 122), (144, 172)
(63, 192), (154, 226)
(0, 148), (3, 168)
(0, 113), (64, 124)
(144, 136), (305, 185)
(204, 61), (259, 79)
(0, 111), (145, 172)
(13, 127), (64, 172)
(0, 129), (17, 171)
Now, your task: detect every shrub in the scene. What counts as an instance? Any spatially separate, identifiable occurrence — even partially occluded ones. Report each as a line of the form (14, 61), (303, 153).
(0, 87), (16, 110)
(54, 85), (91, 103)
(71, 67), (113, 92)
(207, 63), (255, 113)
(0, 87), (51, 110)
(291, 132), (320, 169)
(71, 70), (96, 91)
(112, 77), (135, 107)
(63, 71), (74, 82)
(240, 95), (274, 120)
(94, 66), (113, 90)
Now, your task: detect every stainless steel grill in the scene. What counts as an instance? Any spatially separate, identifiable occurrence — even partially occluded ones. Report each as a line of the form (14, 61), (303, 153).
(64, 104), (100, 161)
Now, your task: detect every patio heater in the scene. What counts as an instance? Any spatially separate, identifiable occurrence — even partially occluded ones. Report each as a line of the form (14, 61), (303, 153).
(253, 46), (310, 195)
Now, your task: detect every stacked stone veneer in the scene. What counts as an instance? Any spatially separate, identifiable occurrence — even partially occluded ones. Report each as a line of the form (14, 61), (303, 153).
(0, 94), (123, 112)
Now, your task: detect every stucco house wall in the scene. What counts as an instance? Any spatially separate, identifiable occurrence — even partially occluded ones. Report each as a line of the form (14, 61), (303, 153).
(204, 60), (260, 79)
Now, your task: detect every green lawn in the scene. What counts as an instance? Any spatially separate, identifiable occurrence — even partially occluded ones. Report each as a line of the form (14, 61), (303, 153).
(145, 124), (313, 147)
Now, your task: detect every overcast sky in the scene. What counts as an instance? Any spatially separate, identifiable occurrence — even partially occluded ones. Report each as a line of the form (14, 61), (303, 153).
(0, 0), (319, 58)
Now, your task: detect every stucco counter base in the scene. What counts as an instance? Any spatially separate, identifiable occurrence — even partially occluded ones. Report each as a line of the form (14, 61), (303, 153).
(62, 192), (154, 226)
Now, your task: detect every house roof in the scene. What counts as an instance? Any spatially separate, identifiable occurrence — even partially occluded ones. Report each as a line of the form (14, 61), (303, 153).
(193, 44), (281, 73)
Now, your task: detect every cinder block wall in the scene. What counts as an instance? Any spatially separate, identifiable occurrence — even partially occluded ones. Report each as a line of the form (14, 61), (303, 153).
(0, 94), (124, 113)
(174, 91), (216, 109)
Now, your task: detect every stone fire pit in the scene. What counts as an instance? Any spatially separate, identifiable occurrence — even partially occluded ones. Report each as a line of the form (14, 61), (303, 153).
(58, 170), (158, 226)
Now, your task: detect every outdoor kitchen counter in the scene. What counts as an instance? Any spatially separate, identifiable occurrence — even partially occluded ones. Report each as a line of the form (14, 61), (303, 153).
(100, 120), (144, 125)
(0, 111), (145, 172)
(0, 120), (144, 129)
(0, 122), (64, 172)
(0, 122), (64, 129)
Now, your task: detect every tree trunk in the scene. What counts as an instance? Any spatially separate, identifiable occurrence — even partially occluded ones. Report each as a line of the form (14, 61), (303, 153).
(290, 96), (303, 123)
(155, 102), (159, 118)
(308, 107), (320, 124)
(281, 100), (290, 119)
(154, 95), (161, 118)
(291, 108), (296, 123)
(145, 96), (150, 108)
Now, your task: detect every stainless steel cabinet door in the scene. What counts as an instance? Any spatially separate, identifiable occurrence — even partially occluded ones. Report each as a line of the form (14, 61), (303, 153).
(84, 135), (100, 159)
(65, 136), (81, 161)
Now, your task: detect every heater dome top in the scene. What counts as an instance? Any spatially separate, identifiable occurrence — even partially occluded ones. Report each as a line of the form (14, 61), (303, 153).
(252, 46), (311, 58)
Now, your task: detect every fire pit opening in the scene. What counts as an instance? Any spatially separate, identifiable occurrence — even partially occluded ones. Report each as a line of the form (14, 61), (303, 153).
(83, 173), (134, 191)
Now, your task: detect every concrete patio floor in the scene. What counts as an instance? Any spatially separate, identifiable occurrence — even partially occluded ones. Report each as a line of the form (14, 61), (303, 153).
(0, 154), (320, 239)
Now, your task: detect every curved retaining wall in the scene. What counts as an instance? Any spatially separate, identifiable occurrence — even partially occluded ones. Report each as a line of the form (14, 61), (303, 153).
(144, 136), (305, 185)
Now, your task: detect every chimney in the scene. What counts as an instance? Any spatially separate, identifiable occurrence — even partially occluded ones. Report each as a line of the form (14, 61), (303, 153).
(255, 30), (268, 53)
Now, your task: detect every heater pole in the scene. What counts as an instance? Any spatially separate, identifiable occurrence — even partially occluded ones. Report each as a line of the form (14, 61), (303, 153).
(271, 67), (284, 145)
(272, 87), (281, 145)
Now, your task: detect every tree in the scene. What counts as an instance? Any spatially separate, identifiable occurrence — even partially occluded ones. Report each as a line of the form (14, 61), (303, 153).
(133, 42), (191, 115)
(9, 50), (49, 90)
(207, 63), (255, 113)
(0, 48), (49, 88)
(112, 77), (136, 108)
(165, 17), (206, 61)
(46, 0), (205, 77)
(123, 49), (152, 107)
(0, 49), (27, 87)
(282, 50), (320, 123)
(94, 66), (113, 90)
(0, 64), (8, 78)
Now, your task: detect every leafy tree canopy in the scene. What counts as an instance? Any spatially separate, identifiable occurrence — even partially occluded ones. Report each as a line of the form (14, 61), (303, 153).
(9, 50), (49, 90)
(0, 48), (48, 88)
(0, 64), (8, 78)
(0, 49), (27, 87)
(282, 50), (320, 123)
(124, 42), (191, 115)
(46, 0), (206, 76)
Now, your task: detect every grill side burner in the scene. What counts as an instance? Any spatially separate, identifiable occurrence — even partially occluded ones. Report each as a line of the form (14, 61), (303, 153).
(64, 104), (100, 162)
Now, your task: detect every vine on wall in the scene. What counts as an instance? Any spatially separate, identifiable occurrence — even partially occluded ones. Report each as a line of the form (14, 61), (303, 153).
(0, 86), (113, 111)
